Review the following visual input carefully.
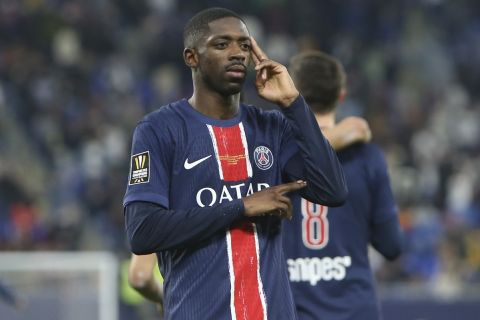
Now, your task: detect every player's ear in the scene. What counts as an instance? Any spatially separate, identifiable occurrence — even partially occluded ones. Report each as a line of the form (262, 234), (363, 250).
(183, 47), (198, 68)
(338, 87), (347, 103)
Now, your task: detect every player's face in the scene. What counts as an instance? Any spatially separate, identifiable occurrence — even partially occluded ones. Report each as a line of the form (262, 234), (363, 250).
(196, 17), (251, 96)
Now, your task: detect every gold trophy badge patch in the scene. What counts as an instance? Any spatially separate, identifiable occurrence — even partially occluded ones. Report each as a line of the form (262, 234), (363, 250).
(129, 151), (150, 185)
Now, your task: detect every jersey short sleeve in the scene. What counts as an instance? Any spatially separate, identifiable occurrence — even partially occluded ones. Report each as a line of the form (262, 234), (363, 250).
(123, 120), (171, 208)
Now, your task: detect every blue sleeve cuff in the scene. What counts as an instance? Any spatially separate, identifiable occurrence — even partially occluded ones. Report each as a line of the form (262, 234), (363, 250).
(281, 95), (305, 114)
(223, 199), (245, 219)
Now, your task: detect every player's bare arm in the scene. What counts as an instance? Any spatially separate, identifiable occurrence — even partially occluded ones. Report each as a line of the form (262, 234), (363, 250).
(323, 116), (372, 151)
(242, 180), (307, 219)
(128, 253), (163, 305)
(250, 37), (299, 108)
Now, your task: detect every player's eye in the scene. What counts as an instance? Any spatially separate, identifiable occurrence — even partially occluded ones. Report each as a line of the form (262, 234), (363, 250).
(215, 42), (228, 49)
(240, 43), (251, 51)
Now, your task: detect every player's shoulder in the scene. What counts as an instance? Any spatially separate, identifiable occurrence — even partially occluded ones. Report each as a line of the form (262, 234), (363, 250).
(129, 100), (187, 143)
(135, 99), (185, 131)
(355, 142), (384, 157)
(143, 100), (184, 123)
(341, 142), (386, 165)
(361, 142), (386, 162)
(240, 103), (286, 124)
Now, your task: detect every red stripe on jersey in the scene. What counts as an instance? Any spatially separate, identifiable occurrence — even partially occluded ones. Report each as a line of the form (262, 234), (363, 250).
(229, 221), (265, 320)
(210, 124), (264, 317)
(211, 125), (249, 181)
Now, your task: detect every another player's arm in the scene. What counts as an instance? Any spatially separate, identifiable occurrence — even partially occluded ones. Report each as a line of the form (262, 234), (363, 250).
(250, 37), (347, 207)
(126, 181), (306, 254)
(368, 146), (404, 260)
(128, 253), (163, 304)
(371, 219), (403, 261)
(322, 117), (372, 151)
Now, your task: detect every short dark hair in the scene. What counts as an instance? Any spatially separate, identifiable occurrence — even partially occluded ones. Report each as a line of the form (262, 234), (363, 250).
(290, 51), (346, 114)
(183, 7), (245, 48)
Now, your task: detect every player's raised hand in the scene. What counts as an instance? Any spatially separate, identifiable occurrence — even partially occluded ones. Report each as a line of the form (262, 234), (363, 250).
(242, 180), (307, 219)
(250, 37), (299, 108)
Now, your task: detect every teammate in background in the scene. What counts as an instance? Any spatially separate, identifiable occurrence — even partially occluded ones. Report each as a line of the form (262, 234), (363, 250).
(123, 7), (347, 319)
(283, 51), (403, 320)
(128, 253), (163, 311)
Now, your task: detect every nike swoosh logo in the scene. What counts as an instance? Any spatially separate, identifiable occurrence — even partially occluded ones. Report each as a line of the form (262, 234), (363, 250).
(184, 155), (212, 170)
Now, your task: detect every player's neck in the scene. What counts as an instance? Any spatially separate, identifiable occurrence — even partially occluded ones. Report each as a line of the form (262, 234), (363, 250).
(315, 112), (336, 129)
(188, 91), (241, 120)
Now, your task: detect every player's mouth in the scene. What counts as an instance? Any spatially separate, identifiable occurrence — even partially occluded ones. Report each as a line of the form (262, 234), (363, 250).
(225, 63), (246, 79)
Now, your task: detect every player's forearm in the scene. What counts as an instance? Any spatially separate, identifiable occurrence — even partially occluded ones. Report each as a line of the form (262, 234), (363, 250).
(322, 128), (356, 151)
(281, 96), (347, 206)
(322, 117), (372, 151)
(132, 278), (163, 303)
(125, 200), (244, 254)
(371, 218), (404, 260)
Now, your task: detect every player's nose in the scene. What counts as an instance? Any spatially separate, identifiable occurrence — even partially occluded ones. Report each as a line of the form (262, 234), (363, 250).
(228, 43), (247, 62)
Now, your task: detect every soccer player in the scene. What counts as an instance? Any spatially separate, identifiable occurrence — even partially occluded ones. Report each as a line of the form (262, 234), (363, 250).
(123, 7), (347, 320)
(282, 50), (403, 320)
(128, 253), (163, 311)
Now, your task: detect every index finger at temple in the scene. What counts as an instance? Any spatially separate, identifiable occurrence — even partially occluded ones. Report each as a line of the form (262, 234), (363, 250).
(251, 49), (260, 66)
(250, 37), (268, 64)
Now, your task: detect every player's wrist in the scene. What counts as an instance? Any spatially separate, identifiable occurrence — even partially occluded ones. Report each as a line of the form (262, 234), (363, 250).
(277, 91), (300, 108)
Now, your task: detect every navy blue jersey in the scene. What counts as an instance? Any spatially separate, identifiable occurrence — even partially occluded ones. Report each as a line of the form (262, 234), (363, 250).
(283, 143), (401, 320)
(123, 97), (346, 320)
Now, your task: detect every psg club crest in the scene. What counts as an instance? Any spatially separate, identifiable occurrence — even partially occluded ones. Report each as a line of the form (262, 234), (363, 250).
(254, 146), (273, 170)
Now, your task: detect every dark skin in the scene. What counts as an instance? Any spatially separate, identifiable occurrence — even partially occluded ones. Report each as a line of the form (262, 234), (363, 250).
(183, 17), (305, 219)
